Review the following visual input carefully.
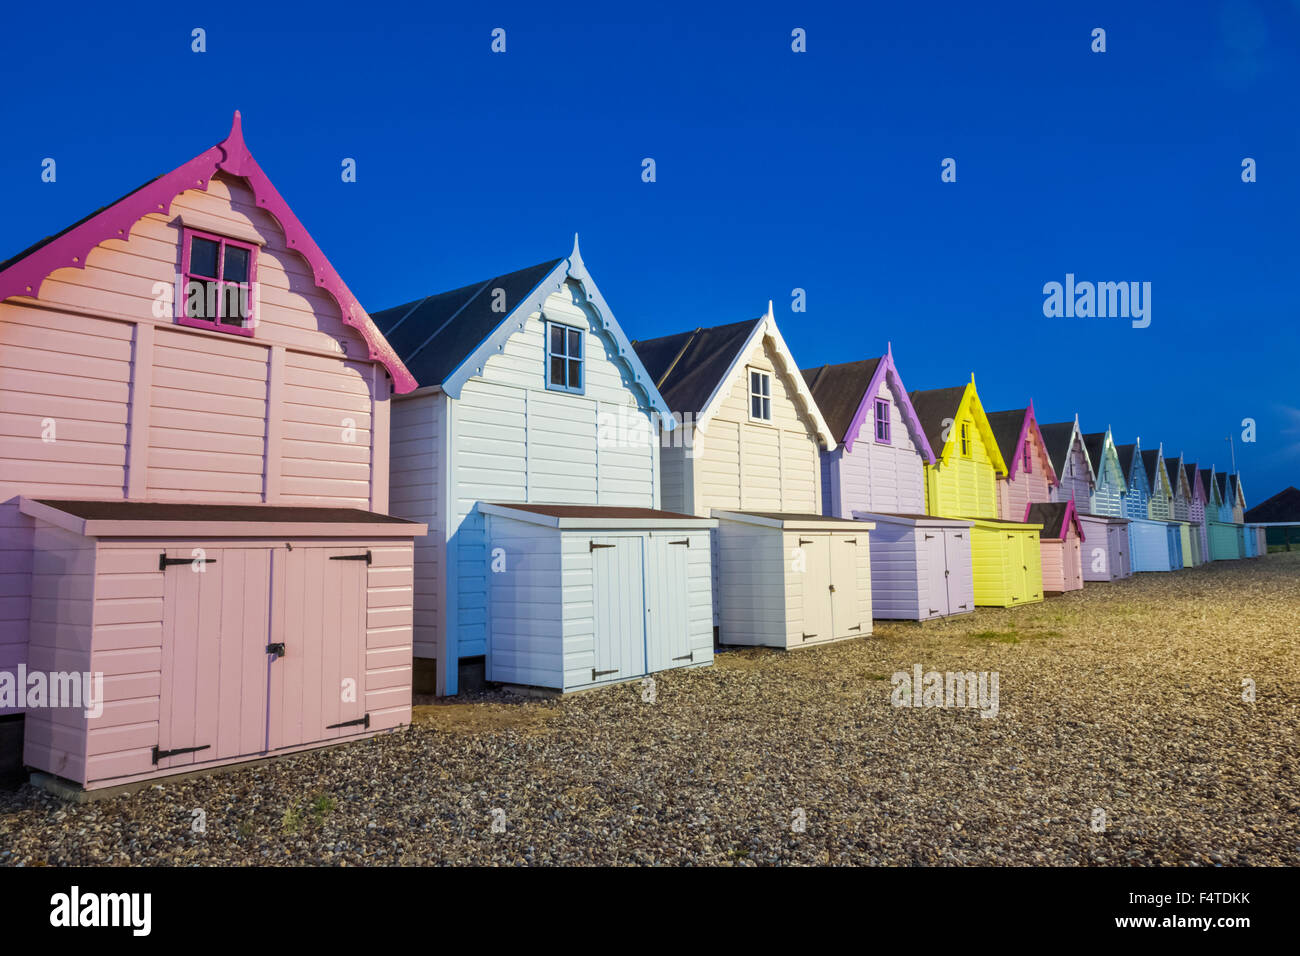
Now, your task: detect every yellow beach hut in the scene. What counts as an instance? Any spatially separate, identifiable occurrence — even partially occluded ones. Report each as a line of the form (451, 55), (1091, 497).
(910, 377), (1044, 607)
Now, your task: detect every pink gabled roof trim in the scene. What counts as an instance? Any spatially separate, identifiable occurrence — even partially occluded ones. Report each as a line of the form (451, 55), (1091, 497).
(0, 112), (416, 393)
(843, 343), (937, 463)
(1023, 496), (1084, 542)
(1003, 399), (1059, 487)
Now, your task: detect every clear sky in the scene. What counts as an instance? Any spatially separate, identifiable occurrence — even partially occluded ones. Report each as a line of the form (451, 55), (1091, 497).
(1, 0), (1297, 500)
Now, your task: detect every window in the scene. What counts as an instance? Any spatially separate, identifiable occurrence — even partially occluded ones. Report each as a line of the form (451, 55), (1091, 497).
(179, 229), (257, 335)
(874, 399), (891, 444)
(546, 322), (583, 393)
(959, 421), (972, 457)
(1022, 442), (1032, 473)
(749, 370), (772, 421)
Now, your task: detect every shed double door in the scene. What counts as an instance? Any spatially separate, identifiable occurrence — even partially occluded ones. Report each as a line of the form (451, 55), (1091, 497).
(921, 528), (971, 617)
(1109, 523), (1129, 577)
(1004, 531), (1041, 604)
(157, 546), (369, 771)
(789, 532), (863, 644)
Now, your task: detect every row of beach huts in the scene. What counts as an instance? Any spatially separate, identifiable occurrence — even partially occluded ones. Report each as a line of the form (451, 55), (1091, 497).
(0, 116), (1268, 793)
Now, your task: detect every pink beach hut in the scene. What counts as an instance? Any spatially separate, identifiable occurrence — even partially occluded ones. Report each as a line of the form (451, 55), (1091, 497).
(0, 114), (426, 792)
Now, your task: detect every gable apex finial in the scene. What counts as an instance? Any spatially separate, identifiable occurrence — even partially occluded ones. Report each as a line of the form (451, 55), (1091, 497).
(766, 299), (774, 322)
(571, 232), (580, 259)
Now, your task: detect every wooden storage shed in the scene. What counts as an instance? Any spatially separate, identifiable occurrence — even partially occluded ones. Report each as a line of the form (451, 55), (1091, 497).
(633, 307), (875, 647)
(1078, 427), (1133, 581)
(371, 239), (708, 695)
(1043, 418), (1130, 582)
(479, 504), (715, 688)
(1116, 441), (1180, 572)
(0, 115), (425, 790)
(1024, 500), (1084, 594)
(909, 378), (1044, 607)
(802, 348), (974, 621)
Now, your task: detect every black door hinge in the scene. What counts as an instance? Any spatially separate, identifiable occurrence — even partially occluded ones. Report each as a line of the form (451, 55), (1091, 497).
(672, 651), (694, 661)
(327, 713), (370, 730)
(159, 554), (216, 570)
(592, 667), (619, 679)
(924, 533), (934, 540)
(590, 542), (615, 551)
(802, 632), (817, 641)
(669, 539), (690, 547)
(799, 537), (815, 545)
(153, 744), (210, 764)
(330, 551), (371, 564)
(848, 624), (861, 631)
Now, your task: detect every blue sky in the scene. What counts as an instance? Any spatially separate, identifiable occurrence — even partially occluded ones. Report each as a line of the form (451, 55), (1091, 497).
(1, 0), (1297, 500)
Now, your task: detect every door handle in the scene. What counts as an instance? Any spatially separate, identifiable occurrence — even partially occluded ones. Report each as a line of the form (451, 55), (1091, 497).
(828, 584), (836, 592)
(267, 643), (286, 659)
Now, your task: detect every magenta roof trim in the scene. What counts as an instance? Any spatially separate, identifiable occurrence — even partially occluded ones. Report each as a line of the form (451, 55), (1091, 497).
(0, 112), (416, 394)
(1004, 399), (1059, 486)
(842, 344), (937, 463)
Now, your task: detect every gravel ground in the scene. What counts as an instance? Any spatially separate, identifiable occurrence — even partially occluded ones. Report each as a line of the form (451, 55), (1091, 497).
(2, 553), (1298, 866)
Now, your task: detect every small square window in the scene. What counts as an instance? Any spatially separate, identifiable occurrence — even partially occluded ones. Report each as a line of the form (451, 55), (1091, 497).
(546, 322), (583, 393)
(749, 370), (771, 421)
(178, 229), (257, 336)
(873, 399), (891, 444)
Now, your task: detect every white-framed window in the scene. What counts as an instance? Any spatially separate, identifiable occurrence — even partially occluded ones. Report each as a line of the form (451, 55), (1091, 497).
(748, 369), (772, 421)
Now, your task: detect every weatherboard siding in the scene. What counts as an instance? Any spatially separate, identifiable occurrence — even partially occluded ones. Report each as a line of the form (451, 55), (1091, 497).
(694, 336), (820, 515)
(1051, 442), (1093, 512)
(388, 391), (443, 659)
(830, 378), (925, 517)
(926, 416), (998, 520)
(445, 288), (660, 662)
(997, 426), (1052, 521)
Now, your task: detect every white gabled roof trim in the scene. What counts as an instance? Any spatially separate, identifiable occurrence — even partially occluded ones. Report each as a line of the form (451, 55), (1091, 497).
(693, 301), (836, 450)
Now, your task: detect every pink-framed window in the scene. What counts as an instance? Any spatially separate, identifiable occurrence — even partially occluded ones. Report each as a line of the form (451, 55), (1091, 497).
(873, 399), (891, 444)
(178, 228), (257, 336)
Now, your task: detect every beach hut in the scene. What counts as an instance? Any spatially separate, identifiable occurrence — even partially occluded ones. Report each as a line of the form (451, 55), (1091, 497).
(1116, 440), (1180, 572)
(1228, 475), (1260, 558)
(372, 239), (715, 696)
(986, 403), (1058, 521)
(1044, 418), (1130, 582)
(0, 114), (427, 791)
(1141, 444), (1184, 568)
(910, 378), (1044, 607)
(1163, 453), (1199, 566)
(1206, 471), (1242, 560)
(1081, 427), (1133, 580)
(1025, 501), (1084, 593)
(632, 307), (873, 649)
(1184, 464), (1210, 563)
(802, 348), (974, 621)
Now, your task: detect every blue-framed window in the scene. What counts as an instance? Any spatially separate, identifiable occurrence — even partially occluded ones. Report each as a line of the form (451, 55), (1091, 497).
(546, 322), (584, 393)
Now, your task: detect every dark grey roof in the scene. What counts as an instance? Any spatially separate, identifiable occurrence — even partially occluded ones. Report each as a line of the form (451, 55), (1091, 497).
(1245, 486), (1300, 523)
(1082, 432), (1108, 472)
(1215, 472), (1230, 499)
(631, 318), (762, 416)
(1116, 444), (1139, 482)
(1183, 463), (1199, 494)
(801, 358), (881, 443)
(909, 386), (967, 456)
(1141, 449), (1163, 493)
(1200, 469), (1216, 500)
(1164, 455), (1183, 495)
(1038, 422), (1076, 477)
(1025, 501), (1075, 539)
(986, 409), (1029, 464)
(369, 258), (564, 388)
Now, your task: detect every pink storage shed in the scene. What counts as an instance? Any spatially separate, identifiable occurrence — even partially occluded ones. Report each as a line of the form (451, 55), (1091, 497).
(1024, 500), (1084, 593)
(0, 115), (425, 791)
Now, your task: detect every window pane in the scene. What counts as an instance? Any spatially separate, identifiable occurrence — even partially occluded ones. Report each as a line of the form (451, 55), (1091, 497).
(220, 284), (249, 326)
(189, 237), (219, 278)
(568, 359), (581, 388)
(762, 376), (770, 397)
(185, 279), (216, 319)
(223, 245), (250, 282)
(550, 324), (565, 356)
(550, 356), (565, 387)
(752, 395), (762, 418)
(762, 397), (771, 420)
(750, 371), (760, 393)
(568, 329), (582, 358)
